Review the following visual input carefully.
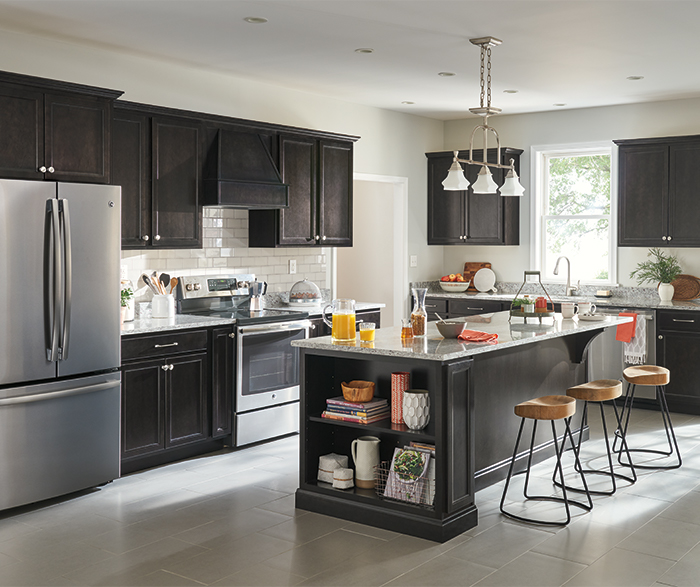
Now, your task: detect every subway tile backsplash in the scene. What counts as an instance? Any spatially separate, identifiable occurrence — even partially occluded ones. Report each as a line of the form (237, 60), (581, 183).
(120, 209), (328, 294)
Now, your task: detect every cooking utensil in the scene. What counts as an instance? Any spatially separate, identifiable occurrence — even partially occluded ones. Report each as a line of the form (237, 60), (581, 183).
(435, 313), (446, 323)
(150, 270), (164, 294)
(169, 277), (178, 294)
(463, 262), (492, 292)
(141, 274), (159, 295)
(159, 273), (171, 294)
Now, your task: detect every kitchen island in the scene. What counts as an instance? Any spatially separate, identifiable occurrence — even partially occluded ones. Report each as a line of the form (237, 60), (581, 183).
(293, 311), (632, 542)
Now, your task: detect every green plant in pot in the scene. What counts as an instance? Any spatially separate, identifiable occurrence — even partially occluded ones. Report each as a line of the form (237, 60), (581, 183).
(120, 287), (134, 308)
(629, 248), (682, 301)
(120, 287), (134, 323)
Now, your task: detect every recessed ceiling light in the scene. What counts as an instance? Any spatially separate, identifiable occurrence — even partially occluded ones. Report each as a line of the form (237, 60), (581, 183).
(355, 48), (374, 54)
(438, 72), (456, 77)
(401, 101), (415, 105)
(503, 89), (518, 94)
(553, 103), (567, 107)
(627, 75), (644, 81)
(244, 17), (268, 24)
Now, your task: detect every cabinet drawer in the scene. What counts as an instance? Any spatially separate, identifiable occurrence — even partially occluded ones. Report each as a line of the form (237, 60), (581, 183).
(122, 329), (208, 361)
(658, 310), (700, 333)
(448, 299), (503, 317)
(425, 299), (448, 321)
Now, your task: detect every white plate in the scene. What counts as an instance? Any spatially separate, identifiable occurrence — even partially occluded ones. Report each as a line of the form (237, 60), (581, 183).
(473, 268), (496, 292)
(578, 314), (606, 321)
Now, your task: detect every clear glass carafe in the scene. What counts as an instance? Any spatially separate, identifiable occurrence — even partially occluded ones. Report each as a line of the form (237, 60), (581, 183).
(410, 287), (428, 336)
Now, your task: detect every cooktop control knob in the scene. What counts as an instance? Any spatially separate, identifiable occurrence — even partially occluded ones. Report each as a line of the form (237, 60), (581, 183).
(186, 283), (194, 291)
(193, 283), (201, 291)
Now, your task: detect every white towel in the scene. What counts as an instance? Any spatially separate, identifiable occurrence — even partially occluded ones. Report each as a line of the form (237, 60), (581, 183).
(624, 315), (647, 365)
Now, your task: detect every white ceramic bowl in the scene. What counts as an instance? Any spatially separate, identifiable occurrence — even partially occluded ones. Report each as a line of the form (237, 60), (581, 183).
(439, 281), (470, 293)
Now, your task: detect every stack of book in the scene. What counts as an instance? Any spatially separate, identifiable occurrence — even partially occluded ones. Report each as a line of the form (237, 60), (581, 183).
(321, 396), (390, 424)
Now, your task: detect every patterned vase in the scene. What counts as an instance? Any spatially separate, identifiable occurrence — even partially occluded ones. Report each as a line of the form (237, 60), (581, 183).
(402, 389), (430, 430)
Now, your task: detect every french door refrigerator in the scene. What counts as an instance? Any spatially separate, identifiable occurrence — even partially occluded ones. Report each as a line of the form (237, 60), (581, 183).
(0, 179), (121, 511)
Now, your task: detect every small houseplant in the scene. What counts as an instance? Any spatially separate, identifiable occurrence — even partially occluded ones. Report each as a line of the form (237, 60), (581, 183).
(629, 248), (682, 301)
(120, 286), (134, 323)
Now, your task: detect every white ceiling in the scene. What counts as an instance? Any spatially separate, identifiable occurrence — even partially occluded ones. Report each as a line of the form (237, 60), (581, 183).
(1, 0), (699, 121)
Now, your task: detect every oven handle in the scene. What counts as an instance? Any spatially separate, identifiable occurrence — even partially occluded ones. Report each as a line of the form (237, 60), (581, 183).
(237, 320), (311, 336)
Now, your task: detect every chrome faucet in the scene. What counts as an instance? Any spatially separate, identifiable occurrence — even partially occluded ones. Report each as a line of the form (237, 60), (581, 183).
(553, 256), (579, 296)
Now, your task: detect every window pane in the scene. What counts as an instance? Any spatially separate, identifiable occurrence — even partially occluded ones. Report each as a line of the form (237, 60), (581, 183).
(544, 218), (610, 282)
(547, 155), (611, 215)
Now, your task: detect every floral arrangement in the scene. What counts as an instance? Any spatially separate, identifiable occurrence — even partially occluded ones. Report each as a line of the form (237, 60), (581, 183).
(630, 248), (682, 285)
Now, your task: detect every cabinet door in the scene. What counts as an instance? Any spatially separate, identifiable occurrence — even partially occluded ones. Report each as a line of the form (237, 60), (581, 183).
(618, 144), (668, 246)
(152, 117), (202, 248)
(113, 110), (150, 248)
(657, 330), (700, 413)
(669, 142), (700, 246)
(307, 317), (328, 338)
(0, 84), (44, 180)
(121, 358), (165, 459)
(165, 352), (208, 448)
(211, 327), (233, 438)
(319, 139), (353, 246)
(465, 160), (505, 244)
(45, 93), (111, 184)
(277, 133), (317, 245)
(356, 310), (381, 330)
(427, 155), (465, 244)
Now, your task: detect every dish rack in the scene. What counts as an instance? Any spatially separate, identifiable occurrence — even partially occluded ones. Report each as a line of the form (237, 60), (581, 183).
(509, 271), (555, 323)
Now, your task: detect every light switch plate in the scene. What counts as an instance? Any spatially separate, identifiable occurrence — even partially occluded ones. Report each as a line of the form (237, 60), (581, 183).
(289, 259), (297, 274)
(410, 255), (418, 268)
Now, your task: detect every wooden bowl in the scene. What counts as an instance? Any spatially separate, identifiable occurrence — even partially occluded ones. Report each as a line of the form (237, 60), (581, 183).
(341, 380), (375, 403)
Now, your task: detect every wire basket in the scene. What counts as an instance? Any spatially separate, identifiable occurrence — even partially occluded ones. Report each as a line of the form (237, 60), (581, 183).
(374, 461), (435, 510)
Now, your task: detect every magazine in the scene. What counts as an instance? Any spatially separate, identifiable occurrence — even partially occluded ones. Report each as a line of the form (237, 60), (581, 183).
(383, 447), (431, 505)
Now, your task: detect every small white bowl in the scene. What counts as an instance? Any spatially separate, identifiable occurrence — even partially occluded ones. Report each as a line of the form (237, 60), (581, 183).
(439, 281), (470, 293)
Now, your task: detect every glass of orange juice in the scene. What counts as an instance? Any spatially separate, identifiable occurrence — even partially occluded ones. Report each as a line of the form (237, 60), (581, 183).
(359, 322), (375, 342)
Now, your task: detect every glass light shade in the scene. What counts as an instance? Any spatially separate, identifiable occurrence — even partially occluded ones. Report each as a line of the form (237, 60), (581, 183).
(442, 161), (470, 191)
(471, 165), (499, 194)
(499, 168), (525, 196)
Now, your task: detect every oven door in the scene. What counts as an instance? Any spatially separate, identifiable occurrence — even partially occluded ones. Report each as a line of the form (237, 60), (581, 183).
(236, 320), (310, 413)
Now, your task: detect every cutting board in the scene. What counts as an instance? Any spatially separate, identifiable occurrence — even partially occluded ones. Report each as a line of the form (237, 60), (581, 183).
(671, 274), (700, 300)
(463, 262), (491, 292)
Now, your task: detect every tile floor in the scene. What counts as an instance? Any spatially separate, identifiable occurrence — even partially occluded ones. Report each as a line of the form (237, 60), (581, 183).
(1, 405), (700, 586)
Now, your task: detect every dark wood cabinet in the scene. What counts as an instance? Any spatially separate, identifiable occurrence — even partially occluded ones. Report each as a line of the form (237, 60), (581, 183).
(210, 326), (234, 438)
(657, 310), (700, 414)
(307, 309), (381, 338)
(426, 148), (521, 246)
(425, 297), (508, 319)
(0, 73), (120, 183)
(165, 352), (208, 447)
(616, 135), (700, 247)
(248, 134), (356, 247)
(121, 358), (165, 459)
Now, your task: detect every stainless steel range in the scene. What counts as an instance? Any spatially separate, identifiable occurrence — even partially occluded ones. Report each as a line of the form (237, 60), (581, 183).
(176, 274), (310, 446)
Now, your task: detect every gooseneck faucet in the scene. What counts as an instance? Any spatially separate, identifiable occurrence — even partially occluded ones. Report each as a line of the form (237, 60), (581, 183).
(553, 256), (579, 296)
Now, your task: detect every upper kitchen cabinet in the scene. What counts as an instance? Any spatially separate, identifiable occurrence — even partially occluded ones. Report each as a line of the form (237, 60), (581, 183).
(0, 71), (122, 184)
(248, 132), (358, 247)
(426, 148), (522, 246)
(113, 102), (203, 249)
(616, 135), (700, 247)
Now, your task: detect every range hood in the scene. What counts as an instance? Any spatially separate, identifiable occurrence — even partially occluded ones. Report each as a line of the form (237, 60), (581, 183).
(203, 129), (289, 209)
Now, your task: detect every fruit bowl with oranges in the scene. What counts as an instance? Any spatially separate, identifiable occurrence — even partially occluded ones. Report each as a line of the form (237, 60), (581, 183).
(439, 273), (470, 293)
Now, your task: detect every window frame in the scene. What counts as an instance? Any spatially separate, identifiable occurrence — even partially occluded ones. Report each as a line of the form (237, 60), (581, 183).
(530, 141), (618, 286)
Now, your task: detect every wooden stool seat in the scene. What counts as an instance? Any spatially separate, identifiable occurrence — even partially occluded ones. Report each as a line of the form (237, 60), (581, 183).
(623, 365), (670, 386)
(567, 380), (622, 402)
(515, 395), (576, 421)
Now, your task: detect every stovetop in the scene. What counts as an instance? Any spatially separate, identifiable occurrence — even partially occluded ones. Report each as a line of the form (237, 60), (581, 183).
(183, 307), (309, 326)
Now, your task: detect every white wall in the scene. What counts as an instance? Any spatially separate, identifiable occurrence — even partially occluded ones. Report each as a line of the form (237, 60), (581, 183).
(443, 99), (700, 286)
(0, 28), (445, 289)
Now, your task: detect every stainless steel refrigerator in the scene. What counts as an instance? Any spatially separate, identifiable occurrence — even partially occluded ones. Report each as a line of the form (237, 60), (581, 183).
(0, 179), (121, 511)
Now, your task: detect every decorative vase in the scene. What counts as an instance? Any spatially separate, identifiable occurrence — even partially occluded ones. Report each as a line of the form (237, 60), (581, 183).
(391, 372), (410, 424)
(658, 282), (674, 302)
(402, 389), (430, 430)
(351, 436), (380, 489)
(120, 306), (127, 325)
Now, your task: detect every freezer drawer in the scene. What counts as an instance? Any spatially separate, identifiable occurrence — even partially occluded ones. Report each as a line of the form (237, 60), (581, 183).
(235, 402), (299, 447)
(0, 372), (120, 511)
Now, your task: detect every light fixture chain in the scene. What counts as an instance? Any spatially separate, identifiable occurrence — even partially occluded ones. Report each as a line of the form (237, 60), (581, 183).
(479, 45), (486, 108)
(486, 46), (492, 108)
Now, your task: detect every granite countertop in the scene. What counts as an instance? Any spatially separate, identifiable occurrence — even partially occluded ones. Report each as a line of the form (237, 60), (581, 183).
(121, 314), (236, 336)
(293, 311), (632, 362)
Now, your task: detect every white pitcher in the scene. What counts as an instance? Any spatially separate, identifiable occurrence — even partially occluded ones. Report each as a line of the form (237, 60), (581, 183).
(351, 436), (380, 489)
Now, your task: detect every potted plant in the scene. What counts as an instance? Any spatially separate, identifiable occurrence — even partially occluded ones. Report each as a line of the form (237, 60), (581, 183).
(629, 248), (682, 301)
(120, 286), (134, 323)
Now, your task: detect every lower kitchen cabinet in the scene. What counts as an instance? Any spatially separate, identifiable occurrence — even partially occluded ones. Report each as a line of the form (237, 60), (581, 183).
(210, 326), (234, 438)
(657, 309), (700, 414)
(425, 297), (507, 320)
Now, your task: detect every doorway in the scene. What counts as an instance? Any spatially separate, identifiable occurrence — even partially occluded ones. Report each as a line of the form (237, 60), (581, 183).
(333, 174), (408, 328)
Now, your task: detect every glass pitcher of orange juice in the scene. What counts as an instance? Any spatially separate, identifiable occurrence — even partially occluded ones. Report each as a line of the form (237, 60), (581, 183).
(322, 299), (356, 342)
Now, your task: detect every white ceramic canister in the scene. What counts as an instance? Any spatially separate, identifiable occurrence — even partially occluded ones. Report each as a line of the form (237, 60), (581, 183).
(152, 294), (175, 318)
(351, 436), (380, 489)
(403, 389), (430, 430)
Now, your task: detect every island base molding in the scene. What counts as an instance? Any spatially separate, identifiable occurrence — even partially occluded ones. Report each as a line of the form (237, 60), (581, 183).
(295, 488), (478, 543)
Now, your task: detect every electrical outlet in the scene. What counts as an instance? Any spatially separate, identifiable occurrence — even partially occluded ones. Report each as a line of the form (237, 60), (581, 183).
(410, 255), (418, 268)
(289, 259), (297, 274)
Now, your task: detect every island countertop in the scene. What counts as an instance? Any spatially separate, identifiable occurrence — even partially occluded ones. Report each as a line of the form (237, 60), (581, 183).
(292, 311), (633, 361)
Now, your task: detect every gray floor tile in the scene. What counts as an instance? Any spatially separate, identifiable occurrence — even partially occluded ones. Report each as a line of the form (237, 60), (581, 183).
(618, 516), (700, 561)
(257, 494), (310, 518)
(655, 541), (700, 586)
(659, 489), (700, 526)
(260, 511), (349, 545)
(138, 569), (205, 586)
(214, 564), (305, 586)
(384, 553), (495, 587)
(475, 551), (586, 586)
(564, 547), (675, 586)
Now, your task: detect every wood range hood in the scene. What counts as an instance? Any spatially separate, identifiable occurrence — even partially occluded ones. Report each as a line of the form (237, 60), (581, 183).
(203, 128), (289, 209)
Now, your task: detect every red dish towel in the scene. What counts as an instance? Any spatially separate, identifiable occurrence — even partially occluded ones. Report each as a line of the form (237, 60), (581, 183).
(616, 312), (637, 343)
(458, 329), (498, 343)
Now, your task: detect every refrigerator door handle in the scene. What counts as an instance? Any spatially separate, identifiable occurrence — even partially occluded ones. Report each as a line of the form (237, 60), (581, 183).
(0, 380), (116, 407)
(46, 199), (61, 363)
(58, 199), (72, 361)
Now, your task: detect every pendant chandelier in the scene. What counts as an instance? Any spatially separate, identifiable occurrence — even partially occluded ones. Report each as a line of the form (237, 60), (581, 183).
(442, 37), (525, 196)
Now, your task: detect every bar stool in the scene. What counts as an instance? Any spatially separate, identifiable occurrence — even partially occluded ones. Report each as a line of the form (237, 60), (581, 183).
(614, 365), (681, 470)
(555, 379), (636, 496)
(500, 395), (592, 526)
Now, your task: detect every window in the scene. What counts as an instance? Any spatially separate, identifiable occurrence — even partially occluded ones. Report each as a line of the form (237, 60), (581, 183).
(532, 143), (616, 285)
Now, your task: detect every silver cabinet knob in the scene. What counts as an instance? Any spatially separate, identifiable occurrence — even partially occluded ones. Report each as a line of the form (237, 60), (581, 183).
(668, 236), (672, 241)
(39, 166), (47, 173)
(315, 235), (320, 241)
(658, 335), (663, 340)
(48, 167), (54, 173)
(228, 332), (235, 339)
(161, 364), (169, 371)
(322, 235), (326, 241)
(169, 364), (174, 370)
(154, 235), (161, 241)
(662, 236), (667, 241)
(142, 235), (150, 241)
